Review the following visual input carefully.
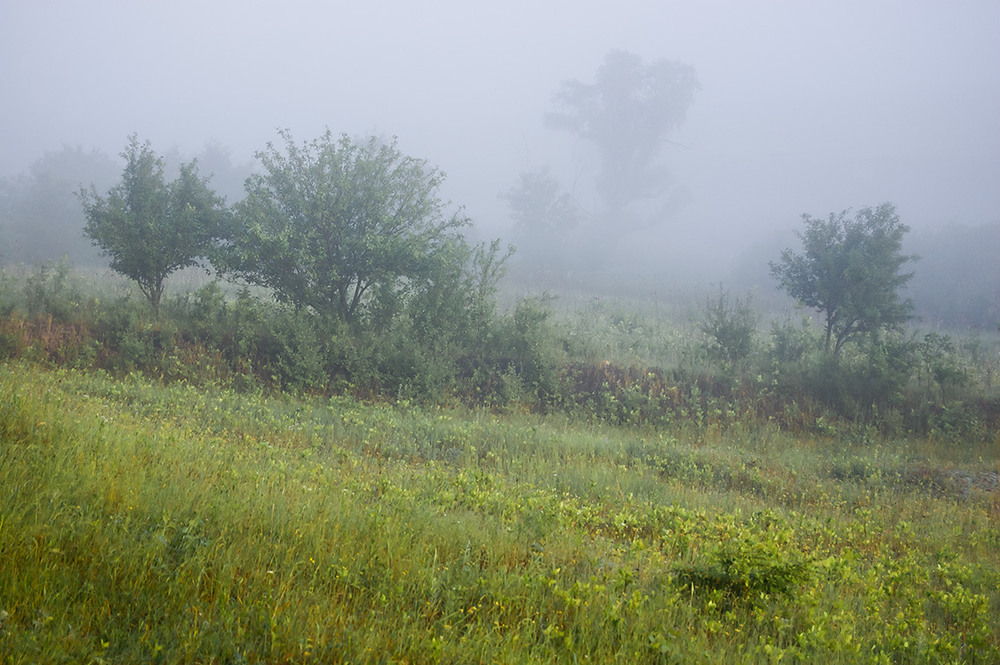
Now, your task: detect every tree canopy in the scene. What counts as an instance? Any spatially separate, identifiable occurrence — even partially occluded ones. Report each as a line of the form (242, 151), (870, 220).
(770, 203), (917, 356)
(79, 135), (228, 315)
(223, 130), (469, 323)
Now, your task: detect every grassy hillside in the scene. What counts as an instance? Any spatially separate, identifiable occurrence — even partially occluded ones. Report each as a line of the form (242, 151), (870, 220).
(2, 362), (998, 663)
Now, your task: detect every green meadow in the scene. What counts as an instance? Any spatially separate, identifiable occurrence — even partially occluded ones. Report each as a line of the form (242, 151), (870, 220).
(2, 357), (998, 663)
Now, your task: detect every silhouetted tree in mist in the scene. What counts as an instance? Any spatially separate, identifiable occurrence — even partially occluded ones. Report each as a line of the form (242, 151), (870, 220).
(545, 49), (698, 224)
(500, 167), (581, 266)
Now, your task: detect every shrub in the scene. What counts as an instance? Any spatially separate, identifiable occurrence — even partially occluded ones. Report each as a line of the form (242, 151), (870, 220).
(769, 315), (818, 366)
(478, 296), (565, 408)
(917, 332), (970, 403)
(21, 258), (82, 321)
(673, 523), (810, 607)
(928, 400), (985, 443)
(91, 295), (157, 372)
(699, 286), (757, 370)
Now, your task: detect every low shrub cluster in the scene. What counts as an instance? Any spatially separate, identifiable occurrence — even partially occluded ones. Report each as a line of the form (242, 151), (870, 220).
(0, 262), (997, 441)
(0, 264), (566, 407)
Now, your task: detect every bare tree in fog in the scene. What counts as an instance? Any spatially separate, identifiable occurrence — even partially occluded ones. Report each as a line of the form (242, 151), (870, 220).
(505, 49), (699, 273)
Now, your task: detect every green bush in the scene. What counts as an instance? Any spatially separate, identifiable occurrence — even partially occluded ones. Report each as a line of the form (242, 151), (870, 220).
(699, 286), (757, 370)
(927, 400), (985, 442)
(769, 315), (818, 366)
(673, 525), (811, 608)
(477, 296), (565, 408)
(91, 295), (158, 372)
(170, 284), (332, 391)
(0, 261), (997, 437)
(21, 258), (83, 321)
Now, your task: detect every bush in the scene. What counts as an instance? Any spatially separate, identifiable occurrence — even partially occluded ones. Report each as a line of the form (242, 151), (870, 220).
(699, 286), (756, 370)
(21, 258), (83, 321)
(1, 261), (996, 437)
(479, 296), (565, 408)
(916, 332), (970, 403)
(927, 400), (985, 443)
(175, 285), (332, 391)
(673, 520), (811, 608)
(769, 315), (818, 366)
(91, 295), (157, 372)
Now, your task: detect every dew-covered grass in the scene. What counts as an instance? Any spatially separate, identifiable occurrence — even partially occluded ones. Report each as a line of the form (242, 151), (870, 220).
(1, 361), (998, 663)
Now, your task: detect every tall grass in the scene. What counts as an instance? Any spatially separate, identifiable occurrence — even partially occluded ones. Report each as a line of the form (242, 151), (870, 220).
(2, 362), (999, 663)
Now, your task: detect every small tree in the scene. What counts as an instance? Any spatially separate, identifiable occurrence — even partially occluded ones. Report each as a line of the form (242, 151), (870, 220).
(770, 203), (916, 356)
(79, 135), (228, 315)
(501, 167), (580, 237)
(500, 167), (580, 267)
(223, 130), (468, 324)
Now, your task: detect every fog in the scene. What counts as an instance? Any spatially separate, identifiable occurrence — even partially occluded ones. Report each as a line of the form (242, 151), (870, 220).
(2, 0), (999, 282)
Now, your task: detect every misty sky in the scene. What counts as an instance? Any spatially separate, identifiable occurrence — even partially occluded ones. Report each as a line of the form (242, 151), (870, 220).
(2, 0), (999, 268)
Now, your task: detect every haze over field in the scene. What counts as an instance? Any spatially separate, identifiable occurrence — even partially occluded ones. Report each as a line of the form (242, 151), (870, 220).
(2, 0), (999, 277)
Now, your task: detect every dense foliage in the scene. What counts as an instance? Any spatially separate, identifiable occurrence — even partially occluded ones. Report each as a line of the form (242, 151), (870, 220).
(0, 263), (996, 442)
(221, 130), (471, 324)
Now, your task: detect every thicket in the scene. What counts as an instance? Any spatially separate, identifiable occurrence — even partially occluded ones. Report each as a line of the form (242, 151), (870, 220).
(1, 261), (996, 443)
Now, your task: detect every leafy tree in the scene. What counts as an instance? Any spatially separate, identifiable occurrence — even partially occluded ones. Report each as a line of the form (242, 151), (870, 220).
(770, 203), (917, 356)
(224, 129), (469, 324)
(79, 135), (228, 316)
(545, 49), (698, 218)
